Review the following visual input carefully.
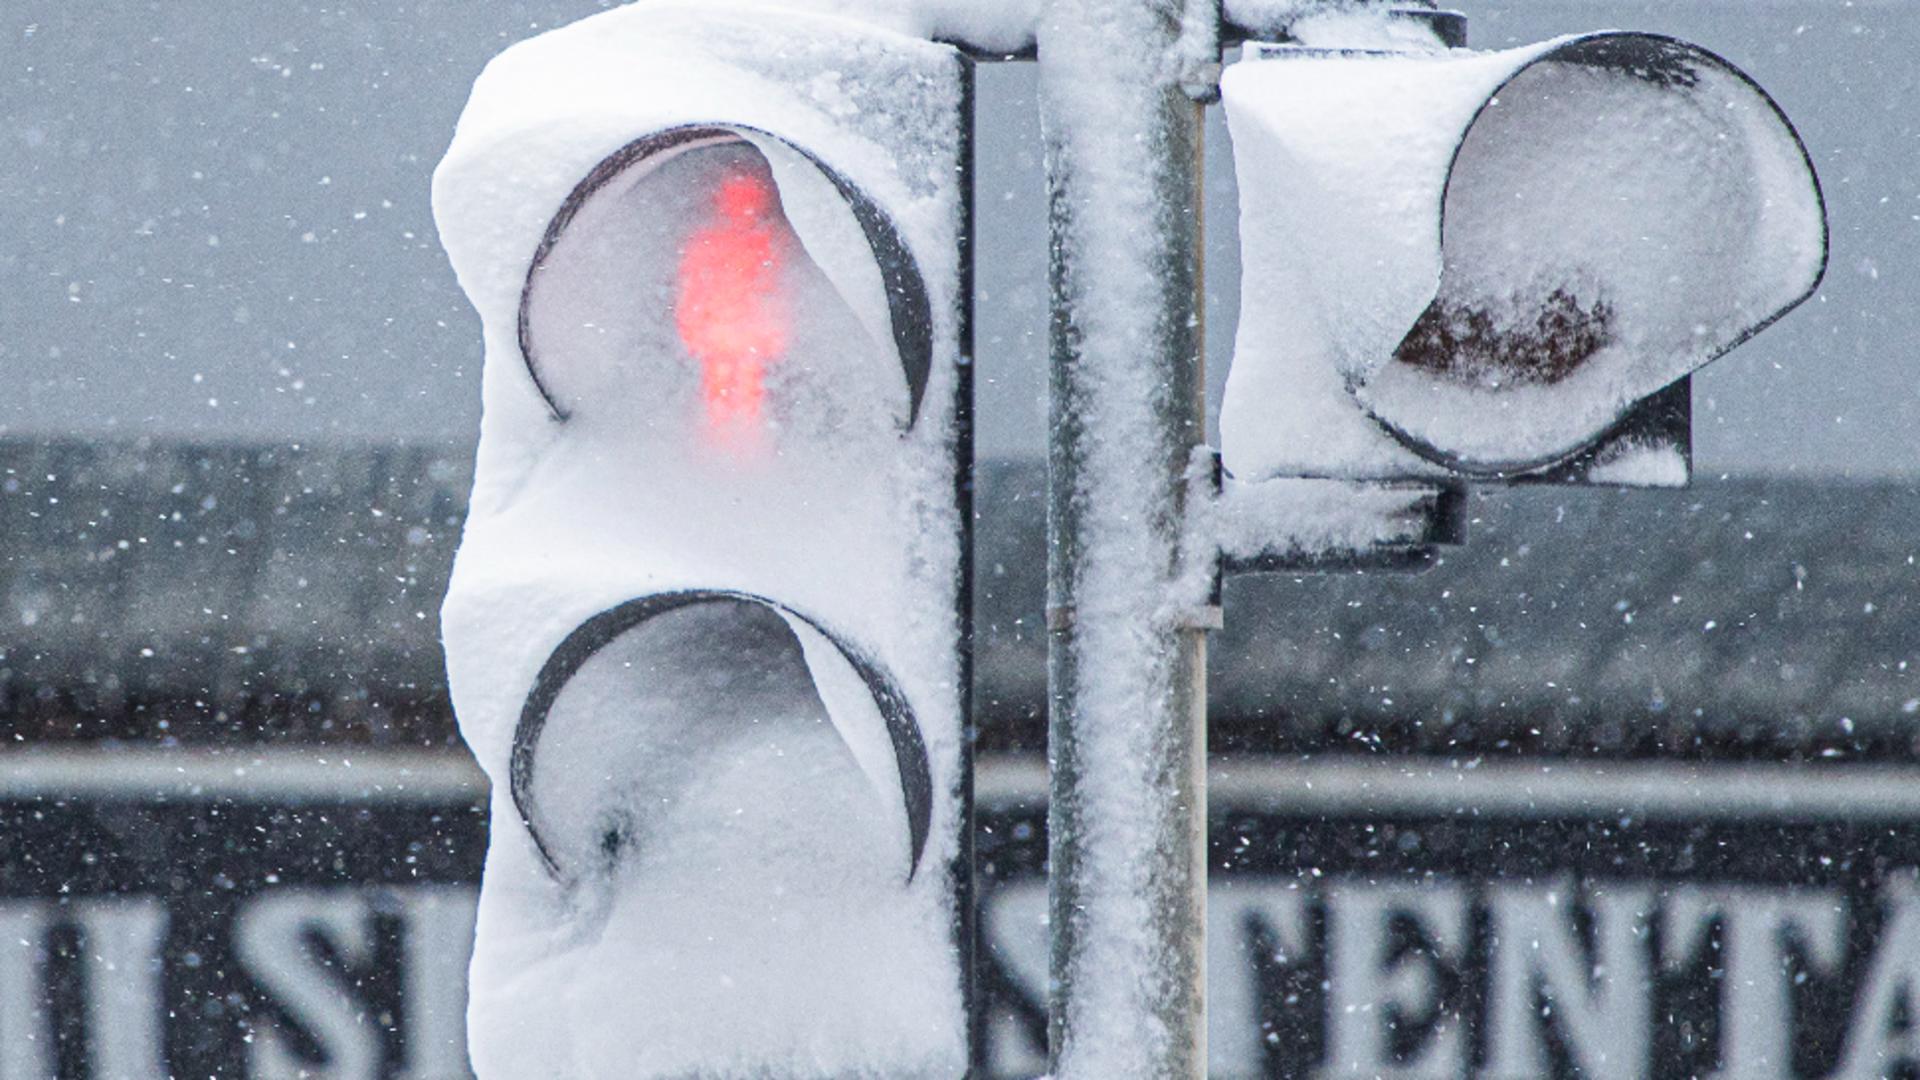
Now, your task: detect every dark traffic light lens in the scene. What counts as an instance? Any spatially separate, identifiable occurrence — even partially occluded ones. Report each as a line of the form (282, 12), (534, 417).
(511, 592), (933, 893)
(1394, 284), (1614, 390)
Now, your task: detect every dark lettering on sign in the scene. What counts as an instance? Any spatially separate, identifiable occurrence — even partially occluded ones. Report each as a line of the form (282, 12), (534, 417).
(978, 799), (1920, 1079)
(10, 758), (1920, 1078)
(0, 796), (486, 1079)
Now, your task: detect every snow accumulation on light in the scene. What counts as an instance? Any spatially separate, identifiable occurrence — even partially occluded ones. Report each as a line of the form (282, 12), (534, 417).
(1236, 1), (1451, 50)
(1220, 32), (1826, 481)
(1580, 439), (1691, 488)
(430, 3), (1828, 1077)
(433, 3), (975, 1077)
(755, 0), (1042, 53)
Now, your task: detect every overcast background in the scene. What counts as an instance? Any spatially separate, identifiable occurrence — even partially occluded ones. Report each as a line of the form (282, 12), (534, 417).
(1, 1), (1912, 475)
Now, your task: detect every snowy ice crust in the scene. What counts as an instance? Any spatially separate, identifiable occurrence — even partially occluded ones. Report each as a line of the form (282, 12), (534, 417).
(432, 5), (966, 1077)
(1219, 33), (1827, 481)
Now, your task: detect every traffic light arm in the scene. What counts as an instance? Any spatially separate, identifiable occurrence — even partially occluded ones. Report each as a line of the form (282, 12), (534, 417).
(1166, 451), (1465, 618)
(1203, 470), (1467, 577)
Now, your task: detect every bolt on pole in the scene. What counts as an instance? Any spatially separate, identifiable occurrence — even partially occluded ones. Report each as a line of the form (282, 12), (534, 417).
(1038, 0), (1215, 1076)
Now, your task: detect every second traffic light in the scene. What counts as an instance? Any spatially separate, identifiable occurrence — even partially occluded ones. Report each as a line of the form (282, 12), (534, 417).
(1218, 30), (1828, 488)
(433, 5), (970, 1077)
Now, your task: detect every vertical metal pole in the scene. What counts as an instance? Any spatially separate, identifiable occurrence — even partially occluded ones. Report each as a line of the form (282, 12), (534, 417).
(1038, 1), (1213, 1077)
(954, 53), (985, 1080)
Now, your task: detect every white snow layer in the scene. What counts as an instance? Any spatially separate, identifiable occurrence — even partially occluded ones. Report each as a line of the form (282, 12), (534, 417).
(1219, 33), (1825, 480)
(1580, 438), (1690, 488)
(755, 0), (1041, 53)
(433, 4), (966, 1077)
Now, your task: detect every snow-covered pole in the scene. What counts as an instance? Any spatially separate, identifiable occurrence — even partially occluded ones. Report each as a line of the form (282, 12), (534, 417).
(1037, 0), (1218, 1076)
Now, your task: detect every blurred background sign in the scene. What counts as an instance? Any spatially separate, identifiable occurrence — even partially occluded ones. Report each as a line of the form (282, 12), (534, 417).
(0, 752), (481, 1079)
(6, 446), (1920, 1078)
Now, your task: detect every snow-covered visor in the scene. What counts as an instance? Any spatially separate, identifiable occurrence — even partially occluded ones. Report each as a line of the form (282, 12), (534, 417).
(1222, 31), (1828, 479)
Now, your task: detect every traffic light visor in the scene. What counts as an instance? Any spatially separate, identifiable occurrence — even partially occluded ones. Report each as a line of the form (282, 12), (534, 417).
(1221, 32), (1827, 479)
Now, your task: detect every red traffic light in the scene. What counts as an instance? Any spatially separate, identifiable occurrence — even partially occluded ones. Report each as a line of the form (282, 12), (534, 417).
(675, 169), (791, 446)
(518, 127), (934, 442)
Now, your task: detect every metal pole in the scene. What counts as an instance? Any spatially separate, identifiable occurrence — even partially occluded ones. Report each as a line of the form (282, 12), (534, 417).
(954, 53), (985, 1079)
(1038, 1), (1214, 1077)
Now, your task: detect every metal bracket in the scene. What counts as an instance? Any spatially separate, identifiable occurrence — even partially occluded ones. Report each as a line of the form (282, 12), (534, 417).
(1181, 60), (1226, 103)
(1047, 603), (1224, 633)
(1196, 451), (1466, 579)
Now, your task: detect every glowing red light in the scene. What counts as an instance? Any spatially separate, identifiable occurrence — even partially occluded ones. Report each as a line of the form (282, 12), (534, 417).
(676, 170), (789, 444)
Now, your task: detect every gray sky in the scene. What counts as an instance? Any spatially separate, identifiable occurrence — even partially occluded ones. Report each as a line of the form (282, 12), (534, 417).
(1, 2), (1913, 476)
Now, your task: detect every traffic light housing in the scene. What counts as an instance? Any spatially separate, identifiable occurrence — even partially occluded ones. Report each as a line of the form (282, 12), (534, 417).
(1218, 31), (1828, 488)
(432, 5), (969, 1076)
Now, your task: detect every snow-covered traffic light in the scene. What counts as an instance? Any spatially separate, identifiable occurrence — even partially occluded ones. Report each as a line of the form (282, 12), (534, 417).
(432, 5), (969, 1077)
(1218, 31), (1828, 487)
